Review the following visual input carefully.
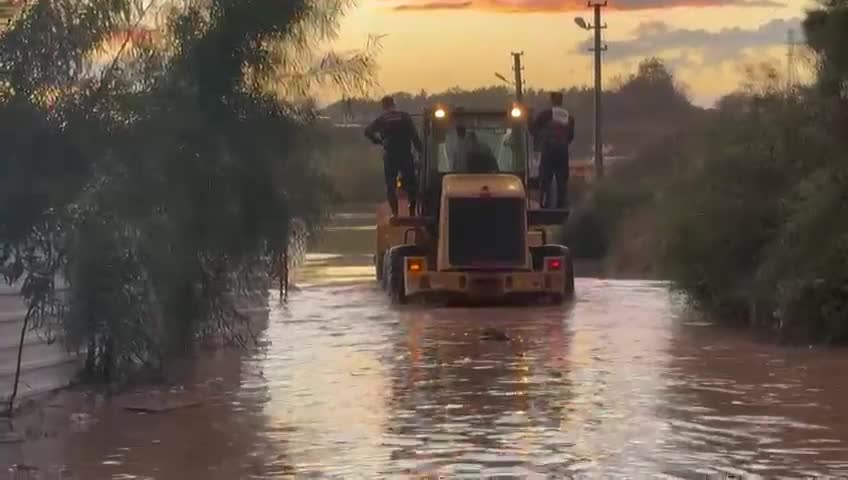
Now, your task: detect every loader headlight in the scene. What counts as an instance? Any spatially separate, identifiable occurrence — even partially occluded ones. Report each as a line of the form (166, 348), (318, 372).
(510, 106), (522, 118)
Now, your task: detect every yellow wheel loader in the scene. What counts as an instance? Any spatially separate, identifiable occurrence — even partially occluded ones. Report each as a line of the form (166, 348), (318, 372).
(374, 103), (574, 304)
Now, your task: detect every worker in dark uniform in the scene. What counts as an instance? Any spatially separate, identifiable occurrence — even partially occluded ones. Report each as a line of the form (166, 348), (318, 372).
(465, 131), (499, 174)
(365, 96), (423, 217)
(449, 125), (470, 171)
(531, 91), (575, 209)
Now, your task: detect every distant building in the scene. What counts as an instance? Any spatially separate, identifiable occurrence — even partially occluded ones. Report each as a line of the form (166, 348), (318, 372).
(570, 157), (595, 180)
(569, 146), (632, 181)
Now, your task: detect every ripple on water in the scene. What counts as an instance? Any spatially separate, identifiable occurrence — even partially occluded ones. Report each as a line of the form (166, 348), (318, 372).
(34, 253), (848, 479)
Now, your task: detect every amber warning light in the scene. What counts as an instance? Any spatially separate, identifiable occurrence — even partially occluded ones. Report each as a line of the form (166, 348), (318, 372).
(407, 258), (424, 272)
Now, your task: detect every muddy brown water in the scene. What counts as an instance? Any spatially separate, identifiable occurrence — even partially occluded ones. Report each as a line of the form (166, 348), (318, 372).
(2, 211), (848, 479)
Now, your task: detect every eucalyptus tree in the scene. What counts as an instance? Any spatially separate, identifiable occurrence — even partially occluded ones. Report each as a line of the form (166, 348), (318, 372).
(0, 0), (378, 385)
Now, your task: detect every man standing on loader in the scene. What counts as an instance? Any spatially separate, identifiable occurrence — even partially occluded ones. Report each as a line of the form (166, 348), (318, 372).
(365, 96), (423, 217)
(531, 91), (575, 209)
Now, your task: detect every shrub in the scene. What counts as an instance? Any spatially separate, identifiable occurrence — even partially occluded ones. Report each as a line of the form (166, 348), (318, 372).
(0, 0), (378, 382)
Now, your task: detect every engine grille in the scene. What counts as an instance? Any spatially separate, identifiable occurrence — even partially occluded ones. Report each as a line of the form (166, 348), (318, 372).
(447, 197), (525, 267)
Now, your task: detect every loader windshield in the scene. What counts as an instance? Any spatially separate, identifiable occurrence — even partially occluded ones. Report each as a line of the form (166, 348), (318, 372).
(428, 115), (528, 174)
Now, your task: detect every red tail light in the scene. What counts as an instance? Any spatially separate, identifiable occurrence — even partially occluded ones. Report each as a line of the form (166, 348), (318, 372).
(545, 257), (563, 271)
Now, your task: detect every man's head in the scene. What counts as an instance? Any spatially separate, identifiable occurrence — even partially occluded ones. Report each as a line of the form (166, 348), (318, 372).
(549, 91), (563, 107)
(381, 95), (395, 111)
(456, 125), (467, 138)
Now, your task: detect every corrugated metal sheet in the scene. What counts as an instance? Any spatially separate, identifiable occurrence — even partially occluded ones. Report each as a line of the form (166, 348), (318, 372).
(0, 220), (306, 408)
(0, 283), (82, 407)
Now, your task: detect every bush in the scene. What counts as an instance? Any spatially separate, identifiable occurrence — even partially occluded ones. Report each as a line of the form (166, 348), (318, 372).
(563, 206), (608, 258)
(0, 0), (378, 382)
(312, 126), (386, 205)
(562, 124), (697, 260)
(659, 72), (848, 341)
(561, 1), (848, 342)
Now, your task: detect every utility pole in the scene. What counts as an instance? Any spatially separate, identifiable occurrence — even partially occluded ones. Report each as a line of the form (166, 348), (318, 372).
(588, 1), (607, 179)
(508, 52), (528, 178)
(511, 51), (524, 102)
(343, 96), (353, 124)
(786, 28), (796, 94)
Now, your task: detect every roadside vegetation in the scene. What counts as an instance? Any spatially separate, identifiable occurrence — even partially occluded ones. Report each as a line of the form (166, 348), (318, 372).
(312, 125), (386, 206)
(569, 1), (848, 343)
(660, 0), (848, 343)
(0, 0), (378, 390)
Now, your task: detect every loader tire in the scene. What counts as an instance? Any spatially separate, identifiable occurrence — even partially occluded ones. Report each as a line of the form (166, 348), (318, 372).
(381, 250), (391, 291)
(375, 251), (384, 285)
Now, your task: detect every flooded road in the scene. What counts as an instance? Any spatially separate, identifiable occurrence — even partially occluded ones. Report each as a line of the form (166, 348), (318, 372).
(3, 211), (848, 479)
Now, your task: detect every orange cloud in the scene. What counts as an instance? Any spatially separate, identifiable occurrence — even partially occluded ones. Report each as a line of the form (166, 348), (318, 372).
(394, 0), (471, 8)
(382, 0), (784, 12)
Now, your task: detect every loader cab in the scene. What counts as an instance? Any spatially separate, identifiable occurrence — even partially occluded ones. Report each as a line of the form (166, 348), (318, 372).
(416, 104), (568, 229)
(418, 104), (532, 219)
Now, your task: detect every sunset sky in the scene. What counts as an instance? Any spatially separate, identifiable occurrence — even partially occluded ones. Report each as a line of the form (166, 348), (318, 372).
(331, 0), (813, 106)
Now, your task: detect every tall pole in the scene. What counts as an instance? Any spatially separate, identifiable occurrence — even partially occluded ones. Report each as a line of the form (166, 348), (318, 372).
(511, 51), (524, 102)
(509, 52), (527, 184)
(588, 1), (607, 179)
(786, 28), (796, 93)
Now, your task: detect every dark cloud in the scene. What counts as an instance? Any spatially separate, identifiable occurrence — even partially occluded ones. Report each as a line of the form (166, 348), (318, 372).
(382, 0), (785, 13)
(574, 17), (802, 62)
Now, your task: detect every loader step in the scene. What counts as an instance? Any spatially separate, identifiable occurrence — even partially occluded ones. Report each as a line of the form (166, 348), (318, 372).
(389, 216), (436, 227)
(528, 208), (570, 226)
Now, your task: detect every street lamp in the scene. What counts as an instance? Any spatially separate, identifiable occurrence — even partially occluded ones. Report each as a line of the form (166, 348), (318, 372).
(574, 17), (589, 29)
(574, 4), (607, 179)
(494, 72), (513, 86)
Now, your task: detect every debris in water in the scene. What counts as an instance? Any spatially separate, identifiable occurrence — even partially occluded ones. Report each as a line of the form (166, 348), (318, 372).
(69, 413), (97, 431)
(0, 432), (24, 443)
(121, 397), (201, 414)
(10, 464), (39, 476)
(115, 387), (205, 414)
(480, 327), (509, 341)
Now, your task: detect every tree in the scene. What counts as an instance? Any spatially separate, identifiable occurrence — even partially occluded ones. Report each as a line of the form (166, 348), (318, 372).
(0, 0), (378, 385)
(804, 0), (848, 98)
(658, 1), (848, 343)
(610, 57), (691, 121)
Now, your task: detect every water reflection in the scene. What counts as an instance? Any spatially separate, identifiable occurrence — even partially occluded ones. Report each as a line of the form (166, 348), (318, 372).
(253, 284), (396, 478)
(660, 316), (848, 477)
(381, 307), (574, 477)
(3, 212), (848, 478)
(6, 347), (293, 480)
